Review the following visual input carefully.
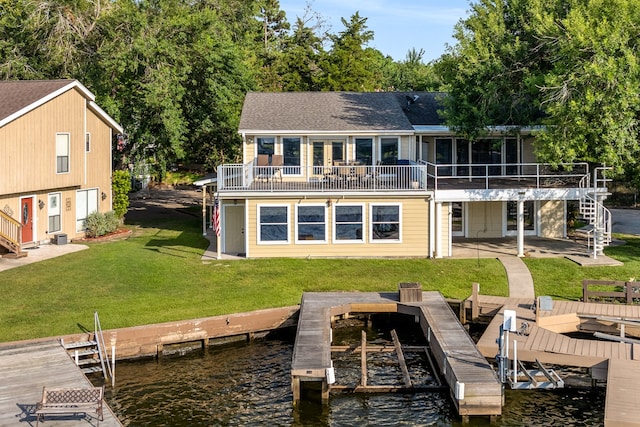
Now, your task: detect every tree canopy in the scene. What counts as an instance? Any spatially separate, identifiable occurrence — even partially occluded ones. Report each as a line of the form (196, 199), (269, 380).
(439, 0), (640, 182)
(0, 0), (438, 177)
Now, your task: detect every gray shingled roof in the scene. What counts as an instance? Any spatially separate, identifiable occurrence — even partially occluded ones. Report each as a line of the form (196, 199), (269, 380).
(239, 92), (445, 133)
(0, 80), (75, 123)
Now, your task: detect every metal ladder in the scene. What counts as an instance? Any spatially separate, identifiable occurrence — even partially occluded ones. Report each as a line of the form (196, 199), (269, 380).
(62, 312), (114, 384)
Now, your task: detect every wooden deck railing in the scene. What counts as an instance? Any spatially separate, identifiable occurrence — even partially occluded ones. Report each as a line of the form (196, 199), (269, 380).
(582, 280), (640, 304)
(0, 209), (21, 254)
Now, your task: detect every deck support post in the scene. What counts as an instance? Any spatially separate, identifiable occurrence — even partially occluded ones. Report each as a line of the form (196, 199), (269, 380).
(517, 199), (525, 257)
(435, 202), (443, 258)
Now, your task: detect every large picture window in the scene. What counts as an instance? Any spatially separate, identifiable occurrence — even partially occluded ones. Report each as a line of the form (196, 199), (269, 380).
(370, 204), (400, 241)
(283, 137), (301, 175)
(76, 188), (98, 232)
(296, 205), (326, 242)
(258, 205), (289, 243)
(48, 193), (61, 233)
(56, 133), (70, 173)
(334, 205), (364, 242)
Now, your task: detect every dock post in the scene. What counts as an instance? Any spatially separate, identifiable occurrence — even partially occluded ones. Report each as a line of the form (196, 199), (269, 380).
(471, 282), (480, 321)
(291, 376), (300, 405)
(361, 330), (367, 387)
(321, 379), (329, 404)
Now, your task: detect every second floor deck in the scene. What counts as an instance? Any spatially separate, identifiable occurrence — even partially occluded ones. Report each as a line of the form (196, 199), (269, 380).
(216, 162), (592, 196)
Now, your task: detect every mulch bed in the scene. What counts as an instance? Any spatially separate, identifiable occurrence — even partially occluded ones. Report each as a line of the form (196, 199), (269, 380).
(72, 228), (132, 243)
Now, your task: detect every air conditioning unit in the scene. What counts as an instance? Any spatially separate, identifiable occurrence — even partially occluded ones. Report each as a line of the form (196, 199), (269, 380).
(54, 233), (67, 245)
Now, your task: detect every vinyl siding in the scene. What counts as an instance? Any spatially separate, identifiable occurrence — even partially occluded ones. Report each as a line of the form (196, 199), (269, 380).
(539, 200), (565, 238)
(467, 201), (503, 238)
(244, 196), (430, 258)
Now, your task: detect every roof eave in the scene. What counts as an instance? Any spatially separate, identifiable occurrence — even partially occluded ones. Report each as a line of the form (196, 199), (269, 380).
(238, 129), (415, 136)
(88, 100), (124, 133)
(0, 80), (96, 128)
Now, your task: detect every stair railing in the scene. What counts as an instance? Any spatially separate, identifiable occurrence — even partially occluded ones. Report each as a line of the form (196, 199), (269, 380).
(94, 311), (115, 385)
(579, 167), (612, 258)
(0, 210), (21, 254)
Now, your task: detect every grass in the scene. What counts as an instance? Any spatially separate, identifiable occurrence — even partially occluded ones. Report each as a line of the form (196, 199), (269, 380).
(1, 208), (638, 342)
(526, 235), (640, 300)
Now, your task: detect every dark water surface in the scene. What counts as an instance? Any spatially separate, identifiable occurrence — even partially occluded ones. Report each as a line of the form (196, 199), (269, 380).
(99, 324), (605, 426)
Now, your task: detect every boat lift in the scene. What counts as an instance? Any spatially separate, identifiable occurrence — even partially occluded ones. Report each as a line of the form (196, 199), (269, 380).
(496, 310), (564, 390)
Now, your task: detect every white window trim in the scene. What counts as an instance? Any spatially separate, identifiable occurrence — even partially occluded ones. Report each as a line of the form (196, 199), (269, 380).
(76, 188), (99, 232)
(333, 203), (366, 244)
(295, 204), (327, 244)
(56, 132), (70, 174)
(257, 204), (290, 245)
(48, 192), (62, 234)
(369, 202), (402, 243)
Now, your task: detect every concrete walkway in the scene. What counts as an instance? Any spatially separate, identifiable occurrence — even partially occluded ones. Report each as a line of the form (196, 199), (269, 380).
(0, 243), (88, 272)
(498, 256), (535, 299)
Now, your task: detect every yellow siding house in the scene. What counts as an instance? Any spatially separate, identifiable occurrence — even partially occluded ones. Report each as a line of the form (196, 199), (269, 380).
(205, 92), (610, 259)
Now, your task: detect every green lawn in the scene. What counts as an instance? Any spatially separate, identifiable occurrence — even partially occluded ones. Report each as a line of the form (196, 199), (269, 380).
(1, 207), (638, 342)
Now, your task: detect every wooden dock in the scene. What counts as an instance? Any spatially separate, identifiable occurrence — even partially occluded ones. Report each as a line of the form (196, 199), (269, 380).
(291, 291), (502, 419)
(475, 297), (640, 426)
(0, 339), (122, 426)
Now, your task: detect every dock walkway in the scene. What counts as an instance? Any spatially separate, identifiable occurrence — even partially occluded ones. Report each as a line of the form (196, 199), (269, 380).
(0, 340), (121, 426)
(292, 291), (502, 419)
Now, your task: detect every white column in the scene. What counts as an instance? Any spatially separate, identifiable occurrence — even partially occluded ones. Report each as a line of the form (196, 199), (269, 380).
(435, 201), (443, 258)
(517, 199), (524, 257)
(429, 198), (435, 258)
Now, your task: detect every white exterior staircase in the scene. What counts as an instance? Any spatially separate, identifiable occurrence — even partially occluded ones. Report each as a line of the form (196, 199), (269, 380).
(578, 167), (612, 258)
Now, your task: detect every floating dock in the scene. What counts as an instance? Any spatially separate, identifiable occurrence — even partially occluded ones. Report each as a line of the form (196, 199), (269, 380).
(475, 297), (640, 427)
(0, 339), (122, 426)
(291, 291), (503, 420)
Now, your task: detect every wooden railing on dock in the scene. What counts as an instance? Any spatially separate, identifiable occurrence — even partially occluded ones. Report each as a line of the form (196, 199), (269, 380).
(583, 280), (640, 305)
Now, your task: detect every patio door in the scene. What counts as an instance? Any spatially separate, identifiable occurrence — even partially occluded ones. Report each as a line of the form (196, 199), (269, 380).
(451, 202), (464, 237)
(311, 140), (344, 176)
(505, 201), (536, 236)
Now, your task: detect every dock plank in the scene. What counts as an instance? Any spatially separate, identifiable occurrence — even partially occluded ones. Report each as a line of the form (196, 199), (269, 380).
(0, 340), (121, 426)
(605, 359), (640, 426)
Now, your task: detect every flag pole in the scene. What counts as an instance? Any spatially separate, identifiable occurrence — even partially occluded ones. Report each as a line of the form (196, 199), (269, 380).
(214, 194), (222, 260)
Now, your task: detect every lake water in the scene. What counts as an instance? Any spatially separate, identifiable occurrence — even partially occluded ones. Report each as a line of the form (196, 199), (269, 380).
(97, 318), (605, 426)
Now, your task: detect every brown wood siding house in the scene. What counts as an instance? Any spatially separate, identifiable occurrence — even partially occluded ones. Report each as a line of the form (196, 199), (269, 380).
(0, 80), (123, 253)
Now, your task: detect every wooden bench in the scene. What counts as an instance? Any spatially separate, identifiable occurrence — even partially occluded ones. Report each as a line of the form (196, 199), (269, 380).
(35, 386), (104, 426)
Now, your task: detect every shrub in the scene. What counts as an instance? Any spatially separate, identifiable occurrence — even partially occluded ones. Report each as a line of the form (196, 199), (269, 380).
(112, 170), (131, 218)
(85, 211), (119, 238)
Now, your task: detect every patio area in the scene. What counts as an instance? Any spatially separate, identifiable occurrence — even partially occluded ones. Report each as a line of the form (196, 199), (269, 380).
(452, 236), (623, 266)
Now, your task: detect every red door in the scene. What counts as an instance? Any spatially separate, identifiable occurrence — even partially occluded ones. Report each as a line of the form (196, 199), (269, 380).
(21, 198), (33, 243)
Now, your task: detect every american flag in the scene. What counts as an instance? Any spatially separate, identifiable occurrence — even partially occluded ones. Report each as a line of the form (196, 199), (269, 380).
(212, 196), (220, 237)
